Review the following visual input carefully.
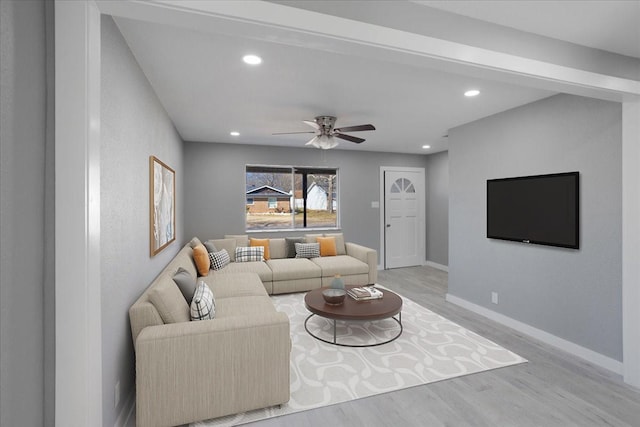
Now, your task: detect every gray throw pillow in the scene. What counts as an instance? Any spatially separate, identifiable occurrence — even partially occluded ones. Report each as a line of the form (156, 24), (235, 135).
(285, 237), (304, 258)
(203, 240), (218, 254)
(173, 267), (196, 304)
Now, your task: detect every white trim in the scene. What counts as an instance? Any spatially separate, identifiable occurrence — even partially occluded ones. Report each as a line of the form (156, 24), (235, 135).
(114, 390), (135, 427)
(54, 0), (102, 426)
(425, 260), (449, 272)
(622, 100), (640, 388)
(379, 166), (426, 269)
(446, 293), (623, 375)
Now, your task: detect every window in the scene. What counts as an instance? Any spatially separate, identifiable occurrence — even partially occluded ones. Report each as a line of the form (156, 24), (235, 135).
(246, 165), (338, 231)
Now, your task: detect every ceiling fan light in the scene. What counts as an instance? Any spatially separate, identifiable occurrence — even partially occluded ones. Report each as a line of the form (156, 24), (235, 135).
(316, 134), (337, 150)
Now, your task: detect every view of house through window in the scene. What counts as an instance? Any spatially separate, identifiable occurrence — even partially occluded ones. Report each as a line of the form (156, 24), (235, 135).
(246, 165), (338, 230)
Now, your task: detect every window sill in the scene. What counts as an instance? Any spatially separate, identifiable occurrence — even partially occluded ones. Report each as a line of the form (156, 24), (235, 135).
(246, 227), (342, 234)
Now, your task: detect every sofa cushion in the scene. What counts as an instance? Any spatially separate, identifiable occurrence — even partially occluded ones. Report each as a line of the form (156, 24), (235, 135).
(209, 249), (230, 271)
(250, 238), (270, 260)
(214, 296), (276, 319)
(192, 244), (210, 276)
(317, 236), (337, 257)
(295, 242), (320, 259)
(304, 234), (323, 243)
(225, 234), (249, 247)
(216, 261), (273, 282)
(324, 233), (346, 255)
(210, 238), (237, 262)
(172, 267), (196, 303)
(285, 237), (304, 258)
(235, 246), (264, 262)
(207, 272), (268, 299)
(190, 281), (215, 320)
(267, 258), (322, 281)
(311, 255), (370, 277)
(165, 247), (198, 279)
(148, 276), (190, 324)
(269, 238), (286, 259)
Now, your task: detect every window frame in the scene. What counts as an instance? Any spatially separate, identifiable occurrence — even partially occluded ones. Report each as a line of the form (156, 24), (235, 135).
(245, 164), (340, 232)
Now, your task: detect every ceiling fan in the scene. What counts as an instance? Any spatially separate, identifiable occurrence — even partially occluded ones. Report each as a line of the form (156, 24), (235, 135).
(273, 116), (376, 150)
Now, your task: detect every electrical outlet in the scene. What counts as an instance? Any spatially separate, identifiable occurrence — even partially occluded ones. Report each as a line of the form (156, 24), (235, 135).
(115, 380), (120, 408)
(491, 292), (499, 304)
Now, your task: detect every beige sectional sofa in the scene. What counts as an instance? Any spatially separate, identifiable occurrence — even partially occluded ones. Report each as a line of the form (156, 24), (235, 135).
(210, 234), (378, 293)
(129, 234), (377, 426)
(129, 245), (290, 427)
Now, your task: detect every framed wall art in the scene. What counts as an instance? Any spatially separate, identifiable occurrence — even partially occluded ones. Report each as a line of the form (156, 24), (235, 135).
(150, 156), (176, 256)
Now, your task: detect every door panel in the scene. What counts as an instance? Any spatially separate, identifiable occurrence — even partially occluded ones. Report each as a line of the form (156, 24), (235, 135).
(384, 170), (424, 269)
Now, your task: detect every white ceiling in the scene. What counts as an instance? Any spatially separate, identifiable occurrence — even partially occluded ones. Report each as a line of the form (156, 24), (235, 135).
(113, 1), (638, 155)
(417, 1), (640, 59)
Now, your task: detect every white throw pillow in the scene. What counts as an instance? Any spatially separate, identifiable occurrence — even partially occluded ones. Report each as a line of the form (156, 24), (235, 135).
(235, 246), (264, 262)
(190, 281), (215, 321)
(295, 242), (320, 259)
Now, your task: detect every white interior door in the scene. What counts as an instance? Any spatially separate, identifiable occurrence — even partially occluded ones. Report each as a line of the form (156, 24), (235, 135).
(384, 169), (424, 269)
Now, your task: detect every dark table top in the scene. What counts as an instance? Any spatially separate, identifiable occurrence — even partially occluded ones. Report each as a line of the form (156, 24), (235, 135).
(304, 285), (402, 321)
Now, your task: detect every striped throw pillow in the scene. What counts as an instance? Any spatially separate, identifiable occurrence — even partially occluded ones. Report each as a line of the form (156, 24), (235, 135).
(209, 249), (230, 271)
(295, 242), (320, 259)
(235, 246), (264, 262)
(190, 281), (215, 321)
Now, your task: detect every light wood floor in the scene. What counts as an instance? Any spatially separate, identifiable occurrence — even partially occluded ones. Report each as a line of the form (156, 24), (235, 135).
(244, 266), (640, 427)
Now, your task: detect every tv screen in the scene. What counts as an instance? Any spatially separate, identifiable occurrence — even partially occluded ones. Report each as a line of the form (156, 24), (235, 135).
(487, 172), (579, 249)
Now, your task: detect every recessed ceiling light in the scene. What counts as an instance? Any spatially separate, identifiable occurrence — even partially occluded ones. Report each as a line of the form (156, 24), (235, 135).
(242, 54), (262, 65)
(422, 145), (431, 149)
(230, 131), (240, 136)
(464, 89), (480, 97)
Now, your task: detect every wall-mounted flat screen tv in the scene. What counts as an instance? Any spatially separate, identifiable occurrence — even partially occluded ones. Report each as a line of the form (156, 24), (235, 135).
(487, 172), (579, 249)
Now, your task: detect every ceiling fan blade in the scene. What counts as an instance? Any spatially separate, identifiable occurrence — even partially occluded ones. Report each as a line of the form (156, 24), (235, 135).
(333, 124), (375, 133)
(272, 131), (316, 135)
(303, 120), (320, 130)
(334, 133), (365, 144)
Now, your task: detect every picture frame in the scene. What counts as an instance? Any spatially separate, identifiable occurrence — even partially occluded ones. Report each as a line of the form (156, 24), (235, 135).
(150, 156), (176, 256)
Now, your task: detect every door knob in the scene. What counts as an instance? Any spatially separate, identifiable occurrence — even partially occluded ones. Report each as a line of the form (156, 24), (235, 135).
(386, 224), (391, 228)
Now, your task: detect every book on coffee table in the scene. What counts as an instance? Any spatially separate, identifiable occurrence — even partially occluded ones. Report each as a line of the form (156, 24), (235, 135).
(347, 286), (383, 301)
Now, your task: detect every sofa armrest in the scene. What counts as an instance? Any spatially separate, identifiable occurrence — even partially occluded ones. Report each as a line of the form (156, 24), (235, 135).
(135, 312), (290, 427)
(345, 242), (378, 284)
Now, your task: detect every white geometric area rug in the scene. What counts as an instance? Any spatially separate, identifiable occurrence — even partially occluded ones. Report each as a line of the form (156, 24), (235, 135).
(194, 289), (526, 426)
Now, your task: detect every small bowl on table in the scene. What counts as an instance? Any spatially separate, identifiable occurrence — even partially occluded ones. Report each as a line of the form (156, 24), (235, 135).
(322, 288), (346, 305)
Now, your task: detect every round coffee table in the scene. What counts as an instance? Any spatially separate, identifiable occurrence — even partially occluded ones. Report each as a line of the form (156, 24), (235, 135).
(304, 285), (403, 347)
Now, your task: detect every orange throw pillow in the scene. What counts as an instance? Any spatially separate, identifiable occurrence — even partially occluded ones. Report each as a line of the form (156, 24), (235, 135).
(317, 236), (337, 257)
(192, 244), (210, 276)
(250, 238), (270, 260)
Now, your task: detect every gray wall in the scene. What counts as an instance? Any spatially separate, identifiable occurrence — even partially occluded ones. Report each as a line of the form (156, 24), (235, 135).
(426, 151), (449, 266)
(101, 16), (185, 426)
(184, 142), (428, 258)
(0, 0), (54, 425)
(448, 94), (622, 360)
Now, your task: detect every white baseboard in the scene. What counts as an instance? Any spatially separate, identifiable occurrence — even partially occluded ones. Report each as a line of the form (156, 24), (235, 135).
(445, 293), (623, 375)
(114, 388), (135, 427)
(424, 260), (449, 272)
